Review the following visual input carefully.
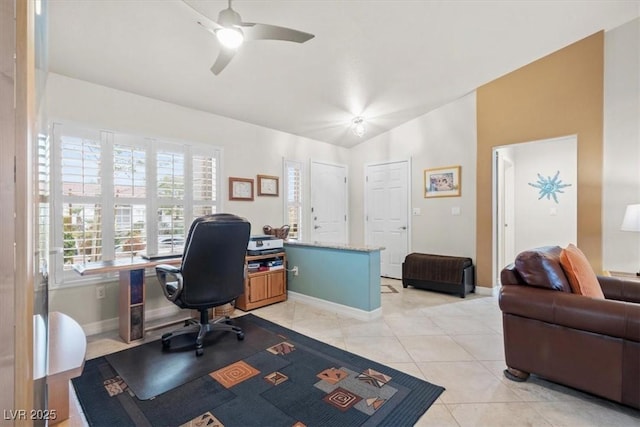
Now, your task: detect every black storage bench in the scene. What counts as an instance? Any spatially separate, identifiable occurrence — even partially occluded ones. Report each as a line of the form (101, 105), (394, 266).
(402, 253), (475, 298)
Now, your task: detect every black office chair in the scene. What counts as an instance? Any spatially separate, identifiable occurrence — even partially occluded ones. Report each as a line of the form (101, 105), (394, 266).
(155, 213), (250, 356)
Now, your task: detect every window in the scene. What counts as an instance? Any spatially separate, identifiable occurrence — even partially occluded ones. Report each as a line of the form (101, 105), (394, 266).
(283, 159), (304, 240)
(37, 133), (50, 277)
(51, 123), (222, 286)
(192, 154), (218, 220)
(156, 149), (186, 255)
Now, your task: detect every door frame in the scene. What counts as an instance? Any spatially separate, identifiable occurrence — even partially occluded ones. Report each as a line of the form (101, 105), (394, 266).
(310, 160), (349, 243)
(492, 135), (578, 286)
(364, 159), (412, 275)
(494, 150), (515, 283)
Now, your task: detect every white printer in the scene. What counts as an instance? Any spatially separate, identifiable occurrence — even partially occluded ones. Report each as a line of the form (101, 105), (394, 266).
(247, 234), (284, 255)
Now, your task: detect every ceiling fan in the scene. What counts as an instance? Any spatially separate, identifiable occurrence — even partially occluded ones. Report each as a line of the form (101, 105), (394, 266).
(184, 0), (315, 75)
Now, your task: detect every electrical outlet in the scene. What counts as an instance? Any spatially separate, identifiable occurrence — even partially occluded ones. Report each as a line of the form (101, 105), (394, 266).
(96, 285), (106, 299)
(291, 266), (299, 276)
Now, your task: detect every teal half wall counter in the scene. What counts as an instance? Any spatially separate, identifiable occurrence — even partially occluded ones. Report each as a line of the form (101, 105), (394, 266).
(284, 241), (383, 320)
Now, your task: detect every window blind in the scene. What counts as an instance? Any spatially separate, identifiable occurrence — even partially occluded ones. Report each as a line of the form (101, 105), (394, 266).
(51, 122), (221, 286)
(284, 160), (303, 240)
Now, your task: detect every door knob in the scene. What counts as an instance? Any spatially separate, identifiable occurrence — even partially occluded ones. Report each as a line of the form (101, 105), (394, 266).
(399, 226), (407, 230)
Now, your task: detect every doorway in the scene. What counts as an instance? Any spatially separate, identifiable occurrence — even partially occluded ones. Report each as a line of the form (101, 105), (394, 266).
(310, 161), (348, 244)
(365, 160), (410, 279)
(496, 151), (515, 276)
(493, 135), (578, 285)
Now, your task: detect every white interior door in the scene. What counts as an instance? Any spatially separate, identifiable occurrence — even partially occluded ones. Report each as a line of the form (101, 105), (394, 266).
(366, 161), (410, 278)
(310, 161), (347, 244)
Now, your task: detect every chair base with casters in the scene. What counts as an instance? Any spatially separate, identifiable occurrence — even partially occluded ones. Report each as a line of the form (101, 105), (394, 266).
(161, 308), (244, 357)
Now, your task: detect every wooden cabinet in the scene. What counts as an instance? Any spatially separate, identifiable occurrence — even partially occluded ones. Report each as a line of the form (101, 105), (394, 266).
(236, 252), (287, 311)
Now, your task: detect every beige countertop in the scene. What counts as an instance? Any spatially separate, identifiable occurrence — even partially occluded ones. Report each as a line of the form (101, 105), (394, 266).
(284, 240), (384, 253)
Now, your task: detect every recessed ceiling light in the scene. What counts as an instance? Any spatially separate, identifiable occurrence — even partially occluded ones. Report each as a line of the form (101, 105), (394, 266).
(351, 116), (365, 137)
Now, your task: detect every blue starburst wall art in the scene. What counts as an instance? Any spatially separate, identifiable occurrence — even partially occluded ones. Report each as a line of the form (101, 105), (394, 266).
(528, 170), (572, 204)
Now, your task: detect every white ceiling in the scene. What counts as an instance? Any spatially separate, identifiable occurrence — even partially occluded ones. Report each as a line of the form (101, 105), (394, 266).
(48, 0), (639, 147)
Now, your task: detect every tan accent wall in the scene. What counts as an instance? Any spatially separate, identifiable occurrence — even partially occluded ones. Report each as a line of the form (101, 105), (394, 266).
(476, 32), (604, 286)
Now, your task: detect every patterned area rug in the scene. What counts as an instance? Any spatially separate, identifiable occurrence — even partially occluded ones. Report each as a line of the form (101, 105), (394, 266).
(72, 314), (444, 426)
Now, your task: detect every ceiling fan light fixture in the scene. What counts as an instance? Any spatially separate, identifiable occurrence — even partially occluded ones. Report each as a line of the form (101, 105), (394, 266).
(216, 27), (244, 49)
(351, 116), (366, 137)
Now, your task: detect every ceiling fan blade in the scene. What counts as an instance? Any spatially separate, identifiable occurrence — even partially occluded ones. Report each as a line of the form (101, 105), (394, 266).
(183, 0), (221, 29)
(197, 20), (221, 37)
(210, 47), (237, 75)
(241, 23), (314, 43)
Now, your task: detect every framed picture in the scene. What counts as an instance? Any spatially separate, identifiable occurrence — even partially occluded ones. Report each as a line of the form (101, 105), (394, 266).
(257, 174), (279, 196)
(424, 165), (461, 198)
(229, 177), (254, 201)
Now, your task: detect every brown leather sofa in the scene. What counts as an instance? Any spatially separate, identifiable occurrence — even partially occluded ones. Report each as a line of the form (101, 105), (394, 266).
(499, 246), (640, 409)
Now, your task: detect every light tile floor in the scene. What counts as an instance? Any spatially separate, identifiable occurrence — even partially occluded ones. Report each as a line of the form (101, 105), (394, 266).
(61, 278), (640, 427)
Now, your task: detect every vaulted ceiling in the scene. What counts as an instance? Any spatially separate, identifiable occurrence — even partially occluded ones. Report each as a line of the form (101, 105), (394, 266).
(48, 0), (639, 147)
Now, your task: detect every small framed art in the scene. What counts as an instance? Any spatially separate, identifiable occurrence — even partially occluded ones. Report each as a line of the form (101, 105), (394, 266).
(257, 174), (279, 196)
(229, 177), (254, 201)
(424, 165), (461, 198)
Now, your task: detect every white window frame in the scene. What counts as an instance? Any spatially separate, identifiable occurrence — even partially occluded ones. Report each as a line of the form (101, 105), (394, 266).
(50, 122), (222, 288)
(283, 158), (305, 241)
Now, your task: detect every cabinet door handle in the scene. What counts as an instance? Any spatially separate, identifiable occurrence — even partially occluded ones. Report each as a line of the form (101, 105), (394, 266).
(314, 225), (322, 229)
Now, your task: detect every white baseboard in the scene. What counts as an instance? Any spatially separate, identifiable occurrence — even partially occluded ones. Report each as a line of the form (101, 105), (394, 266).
(287, 291), (382, 321)
(81, 305), (183, 336)
(474, 285), (499, 297)
(82, 317), (119, 337)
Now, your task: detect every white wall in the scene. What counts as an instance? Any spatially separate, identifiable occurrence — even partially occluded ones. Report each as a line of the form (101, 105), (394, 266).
(511, 136), (578, 255)
(46, 73), (350, 326)
(349, 92), (477, 259)
(603, 17), (640, 273)
(46, 73), (350, 233)
(46, 16), (639, 329)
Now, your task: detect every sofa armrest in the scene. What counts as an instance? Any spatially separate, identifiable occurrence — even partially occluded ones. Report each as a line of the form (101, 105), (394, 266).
(499, 285), (640, 342)
(598, 275), (640, 304)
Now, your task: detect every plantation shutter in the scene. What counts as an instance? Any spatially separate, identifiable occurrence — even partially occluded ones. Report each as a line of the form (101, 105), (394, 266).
(113, 144), (147, 259)
(37, 133), (50, 268)
(285, 160), (303, 240)
(192, 154), (217, 221)
(60, 133), (103, 267)
(51, 122), (222, 286)
(156, 150), (185, 254)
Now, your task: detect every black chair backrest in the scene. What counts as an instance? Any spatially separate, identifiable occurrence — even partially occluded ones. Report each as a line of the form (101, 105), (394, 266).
(179, 214), (251, 308)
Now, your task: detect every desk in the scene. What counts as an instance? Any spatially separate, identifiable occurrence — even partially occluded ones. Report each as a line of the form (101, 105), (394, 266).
(48, 311), (86, 424)
(74, 257), (181, 343)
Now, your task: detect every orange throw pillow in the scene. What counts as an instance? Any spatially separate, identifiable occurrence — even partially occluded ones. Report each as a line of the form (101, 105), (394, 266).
(559, 244), (604, 299)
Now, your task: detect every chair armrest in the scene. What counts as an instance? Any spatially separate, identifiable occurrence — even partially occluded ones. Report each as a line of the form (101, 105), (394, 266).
(598, 275), (640, 304)
(155, 264), (183, 302)
(499, 285), (640, 342)
(156, 264), (180, 274)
